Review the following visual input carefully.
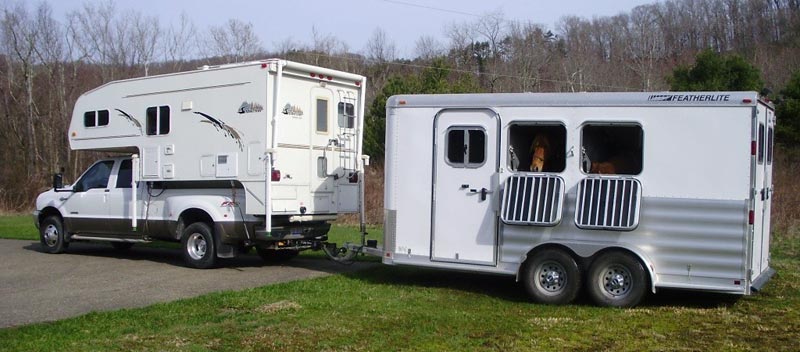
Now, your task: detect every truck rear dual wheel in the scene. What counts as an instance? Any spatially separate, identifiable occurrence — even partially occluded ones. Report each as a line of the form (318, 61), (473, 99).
(586, 251), (647, 308)
(521, 249), (581, 305)
(181, 222), (217, 269)
(39, 216), (68, 254)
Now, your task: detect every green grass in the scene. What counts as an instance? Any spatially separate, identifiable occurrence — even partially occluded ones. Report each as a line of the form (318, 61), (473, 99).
(1, 216), (798, 351)
(0, 215), (37, 240)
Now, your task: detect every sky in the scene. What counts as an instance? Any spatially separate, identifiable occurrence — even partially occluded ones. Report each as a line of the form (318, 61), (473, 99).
(46, 0), (658, 58)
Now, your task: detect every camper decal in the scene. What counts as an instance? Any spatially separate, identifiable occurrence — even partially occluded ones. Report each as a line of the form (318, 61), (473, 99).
(193, 111), (244, 151)
(647, 94), (731, 102)
(237, 101), (264, 114)
(282, 103), (304, 117)
(114, 108), (143, 135)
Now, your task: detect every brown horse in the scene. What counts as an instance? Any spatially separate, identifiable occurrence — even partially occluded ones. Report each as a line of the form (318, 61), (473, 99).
(529, 134), (551, 172)
(589, 154), (637, 174)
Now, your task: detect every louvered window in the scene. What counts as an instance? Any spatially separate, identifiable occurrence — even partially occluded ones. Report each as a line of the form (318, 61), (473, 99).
(501, 174), (564, 226)
(575, 177), (641, 231)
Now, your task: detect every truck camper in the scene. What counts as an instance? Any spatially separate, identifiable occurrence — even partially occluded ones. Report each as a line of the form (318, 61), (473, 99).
(34, 59), (368, 268)
(381, 92), (775, 307)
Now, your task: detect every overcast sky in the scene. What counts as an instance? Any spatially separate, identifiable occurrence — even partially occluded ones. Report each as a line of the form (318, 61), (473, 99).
(47, 0), (657, 58)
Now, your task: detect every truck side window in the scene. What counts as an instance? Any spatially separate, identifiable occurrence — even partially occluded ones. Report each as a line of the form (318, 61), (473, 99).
(146, 105), (170, 135)
(581, 124), (643, 175)
(116, 159), (132, 188)
(75, 161), (114, 191)
(446, 127), (486, 167)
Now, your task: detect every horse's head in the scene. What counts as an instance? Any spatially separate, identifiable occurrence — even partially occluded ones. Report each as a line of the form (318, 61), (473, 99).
(529, 134), (550, 172)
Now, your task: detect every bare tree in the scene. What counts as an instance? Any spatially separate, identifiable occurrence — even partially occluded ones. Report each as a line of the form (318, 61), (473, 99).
(365, 27), (396, 63)
(163, 12), (197, 70)
(414, 35), (444, 61)
(207, 19), (263, 63)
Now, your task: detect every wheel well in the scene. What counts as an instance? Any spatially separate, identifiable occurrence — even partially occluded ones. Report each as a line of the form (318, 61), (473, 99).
(38, 207), (62, 224)
(588, 247), (653, 289)
(518, 244), (581, 280)
(176, 208), (213, 239)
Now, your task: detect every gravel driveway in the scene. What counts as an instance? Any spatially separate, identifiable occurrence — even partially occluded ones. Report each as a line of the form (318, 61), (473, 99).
(0, 239), (371, 328)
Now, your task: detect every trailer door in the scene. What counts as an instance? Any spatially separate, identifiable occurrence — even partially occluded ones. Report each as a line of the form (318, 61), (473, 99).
(760, 106), (775, 272)
(431, 109), (498, 265)
(751, 105), (769, 279)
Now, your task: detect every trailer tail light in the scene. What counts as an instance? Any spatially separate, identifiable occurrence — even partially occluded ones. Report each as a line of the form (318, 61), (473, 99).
(355, 81), (361, 86)
(751, 141), (757, 156)
(743, 98), (753, 104)
(271, 169), (281, 182)
(748, 210), (754, 225)
(348, 172), (359, 183)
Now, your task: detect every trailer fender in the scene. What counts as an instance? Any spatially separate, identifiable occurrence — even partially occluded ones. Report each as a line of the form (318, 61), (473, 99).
(519, 242), (658, 294)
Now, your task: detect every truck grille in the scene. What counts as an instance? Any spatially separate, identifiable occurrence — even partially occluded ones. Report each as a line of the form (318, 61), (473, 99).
(501, 174), (564, 226)
(575, 177), (641, 231)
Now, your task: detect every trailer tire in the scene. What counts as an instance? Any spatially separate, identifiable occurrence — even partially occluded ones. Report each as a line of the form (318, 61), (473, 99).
(587, 251), (647, 308)
(256, 248), (298, 263)
(521, 249), (581, 305)
(39, 216), (68, 254)
(181, 222), (217, 269)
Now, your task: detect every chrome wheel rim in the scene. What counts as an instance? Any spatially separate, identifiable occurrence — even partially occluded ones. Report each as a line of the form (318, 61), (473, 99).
(43, 224), (59, 247)
(600, 264), (632, 298)
(186, 233), (207, 260)
(535, 260), (567, 295)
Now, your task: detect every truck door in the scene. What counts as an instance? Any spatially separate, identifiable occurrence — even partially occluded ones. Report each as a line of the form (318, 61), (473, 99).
(431, 109), (498, 265)
(105, 159), (139, 237)
(61, 160), (115, 234)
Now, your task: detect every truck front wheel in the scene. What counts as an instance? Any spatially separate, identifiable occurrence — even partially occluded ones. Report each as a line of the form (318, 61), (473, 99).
(181, 222), (217, 269)
(39, 216), (68, 254)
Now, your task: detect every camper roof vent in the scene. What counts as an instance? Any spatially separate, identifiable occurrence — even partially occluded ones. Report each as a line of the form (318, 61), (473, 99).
(575, 176), (641, 231)
(501, 174), (565, 226)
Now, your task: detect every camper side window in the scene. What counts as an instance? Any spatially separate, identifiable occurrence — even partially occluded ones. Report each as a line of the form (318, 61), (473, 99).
(508, 124), (566, 172)
(338, 102), (355, 128)
(146, 106), (170, 135)
(83, 110), (109, 127)
(316, 98), (328, 133)
(446, 128), (486, 167)
(581, 124), (643, 175)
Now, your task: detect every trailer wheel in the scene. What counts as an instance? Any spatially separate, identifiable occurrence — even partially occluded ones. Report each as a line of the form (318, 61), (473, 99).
(521, 249), (581, 305)
(181, 222), (217, 269)
(256, 248), (299, 263)
(39, 216), (68, 254)
(587, 251), (647, 308)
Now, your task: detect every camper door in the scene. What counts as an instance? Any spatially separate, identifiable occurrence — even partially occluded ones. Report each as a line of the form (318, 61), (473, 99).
(431, 109), (498, 265)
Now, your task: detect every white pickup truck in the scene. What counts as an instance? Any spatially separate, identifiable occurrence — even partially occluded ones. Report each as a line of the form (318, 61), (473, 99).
(33, 157), (331, 268)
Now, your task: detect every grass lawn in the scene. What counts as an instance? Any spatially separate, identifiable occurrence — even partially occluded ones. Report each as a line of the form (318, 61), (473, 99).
(0, 215), (798, 351)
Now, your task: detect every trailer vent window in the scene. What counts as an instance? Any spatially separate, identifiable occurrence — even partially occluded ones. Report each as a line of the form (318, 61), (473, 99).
(338, 102), (355, 128)
(581, 124), (643, 175)
(316, 98), (328, 133)
(575, 177), (641, 231)
(446, 128), (486, 167)
(501, 174), (564, 226)
(146, 106), (170, 135)
(83, 110), (110, 127)
(508, 123), (566, 172)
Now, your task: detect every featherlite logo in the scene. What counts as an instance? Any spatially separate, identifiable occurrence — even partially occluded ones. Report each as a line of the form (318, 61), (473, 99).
(647, 94), (731, 102)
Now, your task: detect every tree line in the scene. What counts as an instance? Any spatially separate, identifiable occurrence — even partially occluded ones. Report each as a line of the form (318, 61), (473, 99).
(1, 0), (799, 211)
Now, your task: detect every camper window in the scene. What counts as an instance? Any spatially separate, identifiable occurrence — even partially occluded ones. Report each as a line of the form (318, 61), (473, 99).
(316, 98), (328, 133)
(83, 110), (109, 127)
(446, 127), (486, 167)
(757, 123), (765, 164)
(146, 106), (170, 135)
(507, 124), (566, 172)
(338, 102), (355, 128)
(581, 124), (643, 175)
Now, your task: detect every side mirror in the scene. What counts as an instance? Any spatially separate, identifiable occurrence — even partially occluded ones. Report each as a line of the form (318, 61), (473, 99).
(53, 173), (64, 189)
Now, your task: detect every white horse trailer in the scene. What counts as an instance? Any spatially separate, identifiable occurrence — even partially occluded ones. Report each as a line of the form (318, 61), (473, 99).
(34, 59), (368, 268)
(382, 91), (775, 307)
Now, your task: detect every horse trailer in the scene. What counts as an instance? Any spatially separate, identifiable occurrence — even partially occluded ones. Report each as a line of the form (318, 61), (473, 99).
(34, 59), (368, 268)
(382, 91), (775, 307)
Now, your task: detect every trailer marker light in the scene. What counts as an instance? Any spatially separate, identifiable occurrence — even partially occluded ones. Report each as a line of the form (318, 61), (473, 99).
(271, 169), (281, 182)
(743, 98), (753, 104)
(751, 141), (757, 155)
(355, 81), (361, 86)
(327, 75), (333, 80)
(261, 63), (267, 69)
(748, 210), (754, 225)
(398, 100), (406, 105)
(734, 280), (741, 285)
(310, 73), (316, 78)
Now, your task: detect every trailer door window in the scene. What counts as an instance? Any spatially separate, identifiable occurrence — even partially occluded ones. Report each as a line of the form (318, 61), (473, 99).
(338, 102), (355, 128)
(767, 126), (774, 165)
(146, 106), (170, 135)
(757, 123), (765, 164)
(581, 124), (643, 175)
(446, 127), (486, 167)
(316, 98), (328, 133)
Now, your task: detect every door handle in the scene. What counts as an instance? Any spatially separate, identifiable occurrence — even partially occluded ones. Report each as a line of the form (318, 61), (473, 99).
(59, 197), (68, 201)
(480, 188), (492, 201)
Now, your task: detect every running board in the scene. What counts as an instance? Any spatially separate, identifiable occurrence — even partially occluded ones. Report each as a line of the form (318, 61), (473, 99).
(69, 235), (151, 243)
